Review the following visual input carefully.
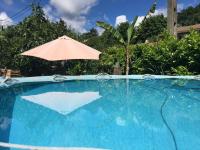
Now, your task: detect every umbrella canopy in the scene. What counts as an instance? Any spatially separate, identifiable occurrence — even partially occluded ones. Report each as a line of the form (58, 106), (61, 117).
(21, 35), (101, 61)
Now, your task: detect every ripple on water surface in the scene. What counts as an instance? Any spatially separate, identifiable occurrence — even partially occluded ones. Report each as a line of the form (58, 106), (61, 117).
(0, 79), (200, 150)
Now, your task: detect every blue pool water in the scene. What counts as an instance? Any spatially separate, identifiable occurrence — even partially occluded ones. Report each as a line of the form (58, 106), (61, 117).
(0, 79), (200, 150)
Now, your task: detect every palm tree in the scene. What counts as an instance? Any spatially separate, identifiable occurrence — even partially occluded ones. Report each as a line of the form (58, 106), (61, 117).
(96, 0), (157, 75)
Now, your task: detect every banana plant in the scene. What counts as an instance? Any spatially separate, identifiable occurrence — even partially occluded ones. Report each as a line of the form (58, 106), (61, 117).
(97, 0), (157, 75)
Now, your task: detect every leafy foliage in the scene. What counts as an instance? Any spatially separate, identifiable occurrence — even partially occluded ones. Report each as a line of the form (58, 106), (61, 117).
(0, 5), (78, 76)
(178, 4), (200, 26)
(1, 3), (200, 76)
(96, 21), (126, 45)
(127, 17), (138, 44)
(131, 31), (200, 75)
(171, 66), (192, 75)
(96, 0), (158, 75)
(137, 15), (167, 43)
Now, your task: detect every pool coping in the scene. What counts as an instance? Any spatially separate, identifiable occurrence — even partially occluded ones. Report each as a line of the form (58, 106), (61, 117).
(0, 74), (200, 88)
(0, 142), (108, 150)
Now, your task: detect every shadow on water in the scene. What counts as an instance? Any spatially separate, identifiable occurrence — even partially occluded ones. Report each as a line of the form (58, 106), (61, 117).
(0, 86), (16, 150)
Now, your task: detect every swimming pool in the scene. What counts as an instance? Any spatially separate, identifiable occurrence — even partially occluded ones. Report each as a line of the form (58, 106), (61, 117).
(0, 75), (200, 150)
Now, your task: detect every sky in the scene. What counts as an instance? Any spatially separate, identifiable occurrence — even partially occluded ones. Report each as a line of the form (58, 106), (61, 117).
(0, 0), (199, 33)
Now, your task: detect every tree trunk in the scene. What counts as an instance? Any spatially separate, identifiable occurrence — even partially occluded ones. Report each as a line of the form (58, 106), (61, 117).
(125, 47), (129, 75)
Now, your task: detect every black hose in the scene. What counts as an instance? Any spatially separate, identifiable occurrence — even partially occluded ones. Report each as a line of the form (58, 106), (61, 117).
(144, 83), (178, 150)
(160, 89), (178, 150)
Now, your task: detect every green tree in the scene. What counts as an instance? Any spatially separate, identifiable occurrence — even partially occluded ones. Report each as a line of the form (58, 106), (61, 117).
(137, 15), (167, 43)
(178, 4), (200, 26)
(0, 4), (78, 76)
(81, 28), (98, 40)
(96, 0), (157, 75)
(81, 29), (118, 50)
(175, 30), (200, 73)
(116, 22), (130, 42)
(132, 31), (178, 75)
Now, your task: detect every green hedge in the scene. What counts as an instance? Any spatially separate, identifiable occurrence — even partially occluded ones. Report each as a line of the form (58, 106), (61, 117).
(1, 29), (200, 76)
(99, 30), (200, 75)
